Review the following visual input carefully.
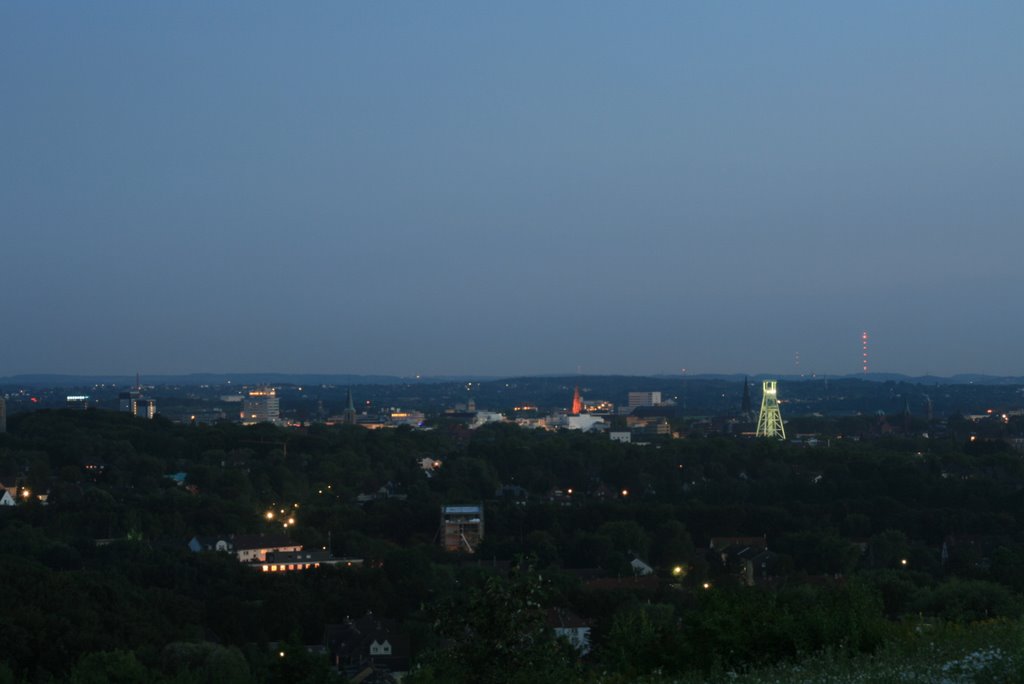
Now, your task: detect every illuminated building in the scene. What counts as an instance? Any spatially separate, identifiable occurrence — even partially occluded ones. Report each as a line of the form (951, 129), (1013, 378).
(188, 533), (299, 561)
(242, 387), (280, 425)
(469, 411), (505, 429)
(389, 409), (425, 427)
(440, 505), (484, 553)
(583, 399), (615, 414)
(571, 386), (583, 415)
(118, 389), (141, 413)
(135, 399), (156, 419)
(550, 413), (607, 432)
(755, 380), (785, 439)
(66, 395), (90, 410)
(255, 550), (363, 572)
(119, 381), (156, 419)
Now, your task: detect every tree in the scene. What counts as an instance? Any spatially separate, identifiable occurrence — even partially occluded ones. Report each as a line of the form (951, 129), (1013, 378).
(67, 650), (153, 684)
(409, 564), (581, 684)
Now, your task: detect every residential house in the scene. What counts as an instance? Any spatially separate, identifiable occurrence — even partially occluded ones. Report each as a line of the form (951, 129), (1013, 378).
(709, 536), (779, 586)
(325, 613), (411, 679)
(547, 608), (592, 655)
(630, 557), (654, 576)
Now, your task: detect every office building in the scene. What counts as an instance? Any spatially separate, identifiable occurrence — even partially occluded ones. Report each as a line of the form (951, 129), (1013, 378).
(135, 399), (157, 420)
(119, 387), (156, 419)
(119, 389), (142, 413)
(627, 391), (662, 409)
(242, 387), (280, 425)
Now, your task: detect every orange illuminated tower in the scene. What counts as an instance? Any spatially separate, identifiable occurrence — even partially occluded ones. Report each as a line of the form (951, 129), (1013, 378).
(570, 386), (583, 416)
(861, 331), (869, 373)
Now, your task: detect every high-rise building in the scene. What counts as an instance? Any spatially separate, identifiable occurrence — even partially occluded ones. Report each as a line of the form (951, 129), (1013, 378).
(119, 389), (142, 413)
(135, 399), (157, 420)
(242, 387), (280, 425)
(119, 378), (156, 420)
(627, 391), (662, 409)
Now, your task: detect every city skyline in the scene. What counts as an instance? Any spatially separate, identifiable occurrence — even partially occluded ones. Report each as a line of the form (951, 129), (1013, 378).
(3, 3), (1022, 377)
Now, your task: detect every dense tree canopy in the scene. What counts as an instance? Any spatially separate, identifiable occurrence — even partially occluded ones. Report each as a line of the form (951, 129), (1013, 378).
(2, 408), (1024, 680)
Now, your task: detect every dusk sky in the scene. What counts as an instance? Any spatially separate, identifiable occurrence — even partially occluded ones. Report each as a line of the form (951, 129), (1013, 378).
(3, 2), (1022, 378)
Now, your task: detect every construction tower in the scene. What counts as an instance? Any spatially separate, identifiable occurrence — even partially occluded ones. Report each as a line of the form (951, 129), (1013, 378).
(755, 380), (786, 439)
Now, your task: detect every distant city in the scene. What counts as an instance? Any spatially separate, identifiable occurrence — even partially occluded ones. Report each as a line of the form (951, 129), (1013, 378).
(3, 371), (1024, 448)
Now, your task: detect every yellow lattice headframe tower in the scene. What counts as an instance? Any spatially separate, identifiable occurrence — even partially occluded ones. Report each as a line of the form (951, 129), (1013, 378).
(756, 380), (785, 439)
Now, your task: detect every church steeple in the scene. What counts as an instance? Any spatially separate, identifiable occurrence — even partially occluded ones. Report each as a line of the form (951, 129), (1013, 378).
(571, 386), (583, 416)
(342, 388), (357, 425)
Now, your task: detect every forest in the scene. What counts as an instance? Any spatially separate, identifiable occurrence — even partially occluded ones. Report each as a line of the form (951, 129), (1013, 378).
(2, 408), (1024, 682)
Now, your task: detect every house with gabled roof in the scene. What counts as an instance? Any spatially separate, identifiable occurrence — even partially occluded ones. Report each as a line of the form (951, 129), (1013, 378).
(547, 608), (592, 655)
(325, 612), (410, 679)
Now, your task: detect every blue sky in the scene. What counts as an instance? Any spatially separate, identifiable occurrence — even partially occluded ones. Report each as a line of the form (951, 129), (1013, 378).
(2, 2), (1022, 377)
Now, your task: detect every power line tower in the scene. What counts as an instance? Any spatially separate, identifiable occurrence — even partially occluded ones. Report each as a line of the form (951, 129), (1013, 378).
(755, 380), (786, 439)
